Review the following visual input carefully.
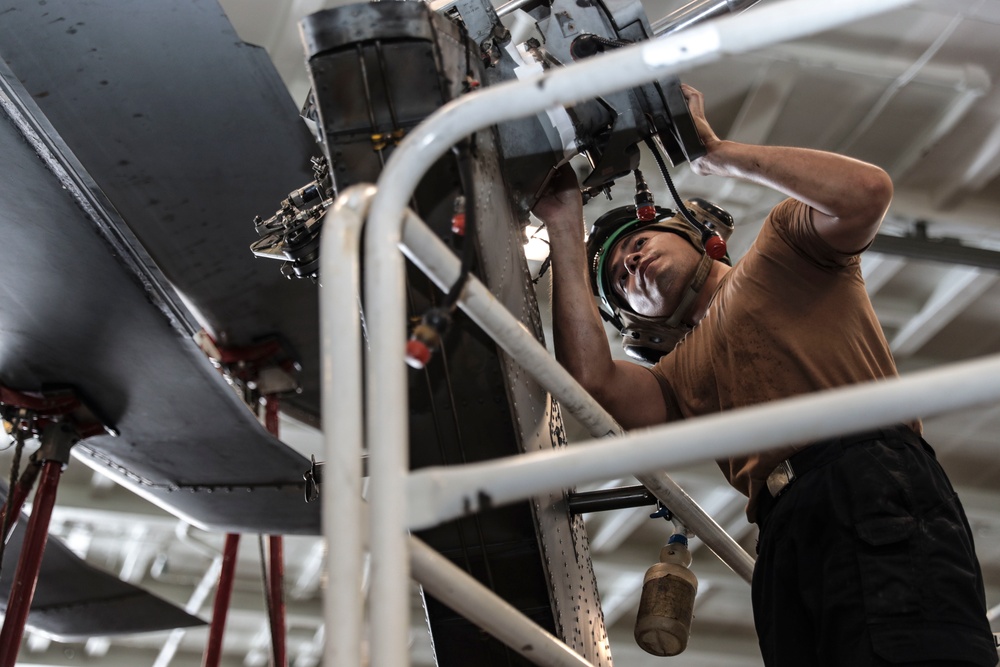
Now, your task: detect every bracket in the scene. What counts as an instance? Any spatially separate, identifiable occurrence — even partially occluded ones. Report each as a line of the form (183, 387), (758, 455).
(195, 332), (301, 401)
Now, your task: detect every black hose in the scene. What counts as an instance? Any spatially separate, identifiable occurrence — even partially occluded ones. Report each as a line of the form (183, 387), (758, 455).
(643, 136), (704, 232)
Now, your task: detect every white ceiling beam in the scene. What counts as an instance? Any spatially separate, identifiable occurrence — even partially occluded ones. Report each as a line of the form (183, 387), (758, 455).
(595, 569), (644, 626)
(151, 556), (224, 667)
(290, 539), (327, 599)
(933, 118), (1000, 210)
(25, 632), (51, 653)
(294, 625), (325, 667)
(84, 637), (112, 657)
(756, 43), (990, 93)
(890, 266), (998, 356)
(872, 297), (919, 329)
(890, 86), (985, 179)
(728, 61), (799, 145)
(836, 9), (973, 154)
(588, 505), (655, 553)
(860, 252), (907, 295)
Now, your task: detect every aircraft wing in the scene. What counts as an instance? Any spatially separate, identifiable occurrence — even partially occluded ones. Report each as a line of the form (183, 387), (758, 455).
(0, 0), (321, 535)
(0, 483), (205, 639)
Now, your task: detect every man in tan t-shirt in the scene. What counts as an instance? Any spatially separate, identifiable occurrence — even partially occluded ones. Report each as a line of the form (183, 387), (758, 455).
(533, 85), (996, 667)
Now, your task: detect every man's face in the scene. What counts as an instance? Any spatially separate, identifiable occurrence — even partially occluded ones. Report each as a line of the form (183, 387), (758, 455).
(606, 228), (701, 318)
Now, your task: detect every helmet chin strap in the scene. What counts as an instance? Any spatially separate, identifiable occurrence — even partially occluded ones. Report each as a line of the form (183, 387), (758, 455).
(618, 253), (714, 363)
(664, 253), (714, 327)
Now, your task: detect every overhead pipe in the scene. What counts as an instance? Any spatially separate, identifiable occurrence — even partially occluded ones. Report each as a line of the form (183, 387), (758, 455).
(871, 232), (1000, 272)
(652, 0), (762, 36)
(566, 485), (658, 514)
(361, 1), (913, 663)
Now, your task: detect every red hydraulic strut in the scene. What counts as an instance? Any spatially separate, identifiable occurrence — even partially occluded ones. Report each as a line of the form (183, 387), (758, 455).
(196, 335), (294, 667)
(203, 532), (241, 667)
(267, 533), (288, 667)
(264, 394), (287, 667)
(0, 387), (106, 667)
(0, 460), (63, 665)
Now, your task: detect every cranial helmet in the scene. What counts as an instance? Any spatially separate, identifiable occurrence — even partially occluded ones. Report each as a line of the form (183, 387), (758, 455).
(585, 198), (735, 363)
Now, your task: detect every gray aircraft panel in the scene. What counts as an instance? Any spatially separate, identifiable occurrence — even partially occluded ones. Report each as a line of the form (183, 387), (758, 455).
(0, 6), (321, 534)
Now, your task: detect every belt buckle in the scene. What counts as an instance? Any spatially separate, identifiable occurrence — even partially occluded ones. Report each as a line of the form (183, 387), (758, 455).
(766, 459), (796, 498)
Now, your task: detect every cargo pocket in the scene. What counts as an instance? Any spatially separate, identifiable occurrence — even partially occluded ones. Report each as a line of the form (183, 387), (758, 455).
(855, 515), (919, 619)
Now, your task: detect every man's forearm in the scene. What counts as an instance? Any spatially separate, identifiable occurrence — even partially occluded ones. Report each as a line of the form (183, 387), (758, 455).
(695, 140), (892, 253)
(548, 223), (618, 394)
(696, 141), (891, 221)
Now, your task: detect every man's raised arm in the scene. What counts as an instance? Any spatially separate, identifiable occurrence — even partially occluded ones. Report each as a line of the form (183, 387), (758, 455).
(682, 84), (893, 254)
(532, 167), (667, 430)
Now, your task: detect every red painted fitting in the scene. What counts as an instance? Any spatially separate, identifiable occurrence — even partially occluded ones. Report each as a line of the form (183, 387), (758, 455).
(637, 204), (656, 221)
(451, 212), (466, 236)
(405, 339), (432, 369)
(704, 235), (727, 260)
(0, 387), (78, 415)
(264, 395), (280, 437)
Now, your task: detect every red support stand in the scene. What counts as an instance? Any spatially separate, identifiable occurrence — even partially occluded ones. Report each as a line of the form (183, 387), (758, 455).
(263, 394), (287, 667)
(268, 535), (288, 667)
(0, 387), (101, 667)
(0, 460), (64, 667)
(202, 532), (241, 667)
(189, 336), (294, 667)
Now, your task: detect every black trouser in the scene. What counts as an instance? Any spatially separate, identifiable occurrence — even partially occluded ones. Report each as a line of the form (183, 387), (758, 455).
(752, 427), (998, 667)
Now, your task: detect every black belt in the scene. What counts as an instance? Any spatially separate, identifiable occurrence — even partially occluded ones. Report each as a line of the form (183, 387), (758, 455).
(756, 425), (920, 528)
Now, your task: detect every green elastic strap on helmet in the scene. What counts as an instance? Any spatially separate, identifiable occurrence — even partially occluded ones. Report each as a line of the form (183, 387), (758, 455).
(593, 218), (645, 319)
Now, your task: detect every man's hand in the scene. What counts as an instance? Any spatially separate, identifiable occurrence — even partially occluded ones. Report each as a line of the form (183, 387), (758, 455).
(681, 83), (724, 177)
(532, 164), (584, 240)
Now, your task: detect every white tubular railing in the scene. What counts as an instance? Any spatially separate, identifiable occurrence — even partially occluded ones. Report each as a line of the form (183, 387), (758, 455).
(361, 1), (912, 663)
(401, 210), (755, 583)
(319, 184), (374, 667)
(410, 536), (595, 667)
(322, 186), (753, 665)
(407, 353), (1000, 527)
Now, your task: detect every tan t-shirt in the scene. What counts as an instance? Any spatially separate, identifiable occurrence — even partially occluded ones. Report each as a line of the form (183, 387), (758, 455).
(648, 198), (918, 522)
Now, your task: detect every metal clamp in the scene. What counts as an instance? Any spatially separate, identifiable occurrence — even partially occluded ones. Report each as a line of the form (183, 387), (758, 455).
(766, 459), (796, 498)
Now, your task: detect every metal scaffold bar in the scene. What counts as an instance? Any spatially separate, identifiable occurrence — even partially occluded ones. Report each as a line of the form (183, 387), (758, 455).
(319, 185), (373, 667)
(410, 536), (594, 667)
(353, 1), (913, 664)
(321, 186), (753, 663)
(406, 353), (1000, 528)
(400, 208), (756, 583)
